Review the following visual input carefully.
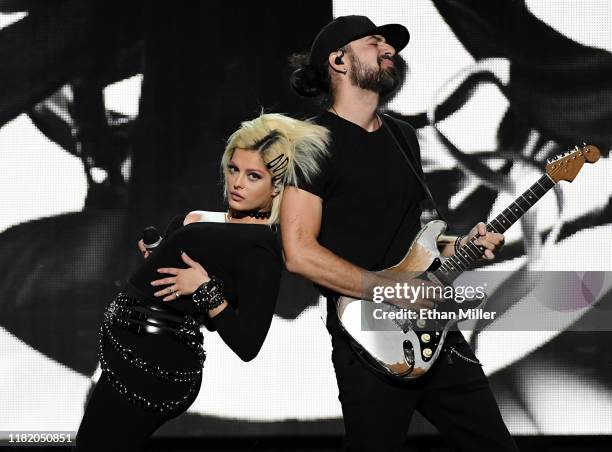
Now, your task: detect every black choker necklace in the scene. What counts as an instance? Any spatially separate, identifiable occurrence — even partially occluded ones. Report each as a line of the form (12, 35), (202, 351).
(247, 210), (271, 219)
(228, 210), (271, 220)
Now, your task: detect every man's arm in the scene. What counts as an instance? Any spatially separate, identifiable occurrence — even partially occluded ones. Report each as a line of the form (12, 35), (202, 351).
(280, 187), (437, 308)
(280, 186), (367, 298)
(437, 234), (461, 258)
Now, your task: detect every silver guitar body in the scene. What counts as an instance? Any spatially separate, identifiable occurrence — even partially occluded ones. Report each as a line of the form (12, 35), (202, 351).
(334, 145), (596, 380)
(336, 220), (477, 380)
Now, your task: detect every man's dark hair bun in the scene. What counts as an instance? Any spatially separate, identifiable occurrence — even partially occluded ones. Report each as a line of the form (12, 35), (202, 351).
(288, 52), (330, 101)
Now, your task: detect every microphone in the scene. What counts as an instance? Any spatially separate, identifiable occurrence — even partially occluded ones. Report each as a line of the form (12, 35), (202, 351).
(142, 226), (162, 252)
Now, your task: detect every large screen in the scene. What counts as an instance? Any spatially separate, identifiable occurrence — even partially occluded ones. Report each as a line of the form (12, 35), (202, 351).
(1, 0), (610, 439)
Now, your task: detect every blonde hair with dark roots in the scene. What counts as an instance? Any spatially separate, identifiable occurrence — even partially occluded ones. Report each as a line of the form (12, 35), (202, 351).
(221, 113), (330, 225)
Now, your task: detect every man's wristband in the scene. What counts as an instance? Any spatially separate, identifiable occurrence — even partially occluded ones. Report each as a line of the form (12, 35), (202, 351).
(454, 235), (464, 255)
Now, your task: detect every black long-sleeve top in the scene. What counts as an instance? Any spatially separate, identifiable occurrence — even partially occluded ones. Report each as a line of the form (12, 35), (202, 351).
(127, 214), (283, 361)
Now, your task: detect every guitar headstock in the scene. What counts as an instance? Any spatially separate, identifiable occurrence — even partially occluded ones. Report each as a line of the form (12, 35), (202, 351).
(545, 144), (600, 183)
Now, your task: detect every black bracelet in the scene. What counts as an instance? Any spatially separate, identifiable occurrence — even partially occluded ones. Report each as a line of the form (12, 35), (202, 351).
(454, 235), (464, 255)
(192, 276), (225, 313)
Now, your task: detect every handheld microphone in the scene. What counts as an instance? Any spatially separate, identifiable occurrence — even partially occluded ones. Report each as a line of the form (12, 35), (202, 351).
(142, 226), (162, 252)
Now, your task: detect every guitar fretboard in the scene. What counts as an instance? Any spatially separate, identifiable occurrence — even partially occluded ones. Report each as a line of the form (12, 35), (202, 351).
(436, 174), (555, 280)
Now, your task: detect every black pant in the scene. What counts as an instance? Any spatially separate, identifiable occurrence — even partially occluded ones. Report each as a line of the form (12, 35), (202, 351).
(74, 325), (202, 452)
(329, 319), (519, 452)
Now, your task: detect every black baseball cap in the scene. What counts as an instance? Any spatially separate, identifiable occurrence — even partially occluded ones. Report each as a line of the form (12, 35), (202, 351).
(310, 15), (410, 65)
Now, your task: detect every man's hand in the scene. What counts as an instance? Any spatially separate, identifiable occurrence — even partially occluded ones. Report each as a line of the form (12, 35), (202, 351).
(137, 239), (150, 259)
(462, 222), (504, 260)
(150, 252), (210, 301)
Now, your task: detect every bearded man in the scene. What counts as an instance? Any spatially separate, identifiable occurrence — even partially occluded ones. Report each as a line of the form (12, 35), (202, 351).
(281, 15), (517, 452)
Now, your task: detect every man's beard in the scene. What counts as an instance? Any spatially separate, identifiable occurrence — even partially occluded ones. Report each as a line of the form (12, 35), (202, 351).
(348, 52), (400, 97)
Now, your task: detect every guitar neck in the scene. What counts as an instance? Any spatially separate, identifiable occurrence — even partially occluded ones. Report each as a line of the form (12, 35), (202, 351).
(436, 174), (556, 279)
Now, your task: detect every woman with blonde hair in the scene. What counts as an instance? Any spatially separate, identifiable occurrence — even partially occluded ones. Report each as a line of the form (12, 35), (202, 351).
(75, 113), (329, 451)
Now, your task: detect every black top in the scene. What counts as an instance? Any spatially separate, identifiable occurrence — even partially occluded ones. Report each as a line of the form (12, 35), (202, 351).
(296, 113), (467, 347)
(127, 215), (283, 361)
(296, 111), (426, 272)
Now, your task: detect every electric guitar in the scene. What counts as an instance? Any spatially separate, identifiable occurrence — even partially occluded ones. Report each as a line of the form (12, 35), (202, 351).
(336, 144), (601, 380)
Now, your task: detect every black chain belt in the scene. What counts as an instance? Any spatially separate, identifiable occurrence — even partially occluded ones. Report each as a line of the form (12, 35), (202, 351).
(98, 292), (206, 414)
(104, 293), (204, 346)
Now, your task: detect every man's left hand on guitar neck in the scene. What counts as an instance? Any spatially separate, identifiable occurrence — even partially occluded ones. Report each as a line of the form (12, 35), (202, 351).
(438, 222), (504, 260)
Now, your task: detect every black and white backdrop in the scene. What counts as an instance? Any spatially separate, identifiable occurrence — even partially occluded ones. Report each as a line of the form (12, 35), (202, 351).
(0, 0), (611, 439)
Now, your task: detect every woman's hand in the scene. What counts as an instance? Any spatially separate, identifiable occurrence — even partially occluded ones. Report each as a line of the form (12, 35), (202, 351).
(138, 239), (150, 259)
(150, 252), (210, 301)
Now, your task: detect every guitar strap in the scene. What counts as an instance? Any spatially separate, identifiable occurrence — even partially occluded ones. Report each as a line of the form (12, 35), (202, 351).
(381, 114), (448, 224)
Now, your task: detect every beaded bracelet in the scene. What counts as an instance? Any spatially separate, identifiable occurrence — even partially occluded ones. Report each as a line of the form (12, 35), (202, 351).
(192, 276), (225, 313)
(454, 235), (464, 255)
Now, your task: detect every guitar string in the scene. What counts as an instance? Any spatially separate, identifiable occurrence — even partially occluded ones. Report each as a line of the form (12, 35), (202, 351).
(366, 150), (587, 372)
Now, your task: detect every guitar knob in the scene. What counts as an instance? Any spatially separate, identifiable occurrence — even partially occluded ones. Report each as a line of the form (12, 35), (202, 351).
(421, 333), (431, 343)
(423, 348), (432, 358)
(416, 319), (427, 329)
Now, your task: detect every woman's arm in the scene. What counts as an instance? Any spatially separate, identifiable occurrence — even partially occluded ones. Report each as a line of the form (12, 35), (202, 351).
(150, 243), (281, 362)
(138, 211), (207, 258)
(138, 212), (190, 258)
(208, 246), (282, 362)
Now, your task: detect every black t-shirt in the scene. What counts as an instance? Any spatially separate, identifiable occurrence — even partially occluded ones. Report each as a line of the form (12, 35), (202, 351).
(127, 216), (282, 361)
(297, 112), (467, 347)
(296, 111), (426, 272)
(298, 112), (464, 345)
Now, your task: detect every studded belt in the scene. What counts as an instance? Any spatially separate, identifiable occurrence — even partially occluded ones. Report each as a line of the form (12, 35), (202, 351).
(98, 292), (206, 414)
(104, 293), (204, 345)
